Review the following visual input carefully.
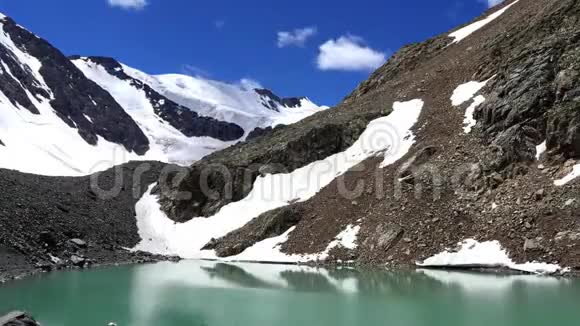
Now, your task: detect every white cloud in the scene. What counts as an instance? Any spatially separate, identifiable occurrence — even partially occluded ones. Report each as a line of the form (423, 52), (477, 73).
(238, 78), (263, 91)
(277, 27), (317, 48)
(481, 0), (504, 7)
(316, 35), (386, 72)
(108, 0), (148, 10)
(182, 64), (211, 78)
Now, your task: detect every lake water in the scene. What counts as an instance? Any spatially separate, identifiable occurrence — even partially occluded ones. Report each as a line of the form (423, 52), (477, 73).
(0, 261), (579, 326)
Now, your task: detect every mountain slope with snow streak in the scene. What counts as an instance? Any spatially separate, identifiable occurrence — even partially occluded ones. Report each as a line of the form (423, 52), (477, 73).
(134, 99), (423, 260)
(153, 0), (580, 274)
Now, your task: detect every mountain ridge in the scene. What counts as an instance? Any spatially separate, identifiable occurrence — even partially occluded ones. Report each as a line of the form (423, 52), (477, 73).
(0, 13), (325, 175)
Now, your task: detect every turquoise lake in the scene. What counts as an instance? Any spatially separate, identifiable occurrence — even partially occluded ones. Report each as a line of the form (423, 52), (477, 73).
(1, 261), (579, 326)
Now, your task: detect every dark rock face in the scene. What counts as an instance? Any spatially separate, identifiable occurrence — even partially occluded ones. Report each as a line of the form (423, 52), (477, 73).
(475, 2), (580, 164)
(246, 124), (287, 141)
(203, 206), (304, 257)
(0, 311), (40, 326)
(158, 110), (381, 222)
(246, 127), (274, 141)
(76, 56), (245, 142)
(0, 18), (150, 154)
(255, 88), (307, 111)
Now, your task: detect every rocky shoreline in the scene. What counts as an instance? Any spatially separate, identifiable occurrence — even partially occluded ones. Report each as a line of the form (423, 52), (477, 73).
(0, 161), (181, 283)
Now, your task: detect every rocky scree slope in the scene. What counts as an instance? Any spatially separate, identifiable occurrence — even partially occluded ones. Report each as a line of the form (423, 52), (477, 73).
(158, 0), (580, 272)
(0, 161), (175, 281)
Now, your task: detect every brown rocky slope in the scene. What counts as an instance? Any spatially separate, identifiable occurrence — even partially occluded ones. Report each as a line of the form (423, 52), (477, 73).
(160, 0), (580, 272)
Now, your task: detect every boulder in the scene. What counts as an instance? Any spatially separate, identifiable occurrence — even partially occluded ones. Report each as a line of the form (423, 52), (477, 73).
(69, 238), (87, 248)
(375, 224), (403, 251)
(38, 231), (57, 248)
(70, 255), (87, 267)
(524, 238), (543, 251)
(204, 205), (304, 257)
(0, 311), (40, 326)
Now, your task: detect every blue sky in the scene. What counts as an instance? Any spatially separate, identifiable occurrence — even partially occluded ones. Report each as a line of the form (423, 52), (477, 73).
(0, 0), (497, 106)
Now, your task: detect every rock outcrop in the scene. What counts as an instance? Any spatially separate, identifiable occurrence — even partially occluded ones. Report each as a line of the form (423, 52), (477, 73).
(0, 311), (40, 326)
(158, 109), (382, 222)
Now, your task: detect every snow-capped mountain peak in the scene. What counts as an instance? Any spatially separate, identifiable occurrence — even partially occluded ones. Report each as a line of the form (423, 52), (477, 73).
(117, 63), (327, 134)
(0, 13), (325, 176)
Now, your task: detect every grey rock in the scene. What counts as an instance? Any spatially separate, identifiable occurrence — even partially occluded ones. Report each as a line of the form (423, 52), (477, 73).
(70, 255), (86, 267)
(0, 311), (40, 326)
(534, 189), (545, 201)
(375, 224), (403, 251)
(69, 238), (87, 248)
(555, 230), (580, 242)
(524, 238), (542, 251)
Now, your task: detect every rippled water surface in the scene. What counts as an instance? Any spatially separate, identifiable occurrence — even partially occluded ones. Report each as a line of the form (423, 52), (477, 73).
(1, 261), (579, 326)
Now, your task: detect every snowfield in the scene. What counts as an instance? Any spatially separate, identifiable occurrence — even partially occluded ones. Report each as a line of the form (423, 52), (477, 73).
(417, 239), (563, 275)
(133, 99), (424, 261)
(555, 164), (580, 186)
(73, 58), (236, 165)
(449, 0), (520, 44)
(120, 64), (327, 135)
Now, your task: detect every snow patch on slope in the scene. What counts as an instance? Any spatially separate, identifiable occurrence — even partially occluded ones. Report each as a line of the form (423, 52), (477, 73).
(451, 79), (492, 133)
(227, 224), (361, 263)
(451, 80), (489, 106)
(134, 99), (424, 261)
(417, 239), (563, 275)
(554, 164), (580, 186)
(536, 141), (547, 160)
(449, 0), (520, 43)
(463, 95), (485, 133)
